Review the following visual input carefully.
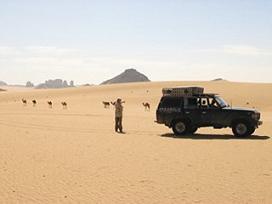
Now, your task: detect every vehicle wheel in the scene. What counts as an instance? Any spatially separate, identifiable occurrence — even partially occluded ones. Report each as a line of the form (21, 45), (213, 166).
(232, 121), (254, 137)
(172, 120), (189, 135)
(188, 126), (198, 135)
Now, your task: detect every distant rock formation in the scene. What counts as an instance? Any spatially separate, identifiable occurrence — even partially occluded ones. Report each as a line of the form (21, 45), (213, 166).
(81, 83), (93, 87)
(0, 81), (7, 86)
(26, 81), (34, 87)
(36, 79), (75, 89)
(212, 78), (226, 82)
(101, 68), (150, 85)
(69, 80), (75, 87)
(0, 88), (6, 92)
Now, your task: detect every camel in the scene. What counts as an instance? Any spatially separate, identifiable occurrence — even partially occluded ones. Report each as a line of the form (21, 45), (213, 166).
(61, 102), (68, 109)
(47, 101), (53, 108)
(32, 100), (37, 107)
(22, 99), (27, 106)
(142, 102), (150, 111)
(102, 101), (110, 108)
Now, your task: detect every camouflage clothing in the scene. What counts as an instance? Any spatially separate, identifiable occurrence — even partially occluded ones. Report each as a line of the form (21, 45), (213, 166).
(114, 99), (124, 133)
(114, 102), (123, 118)
(115, 117), (123, 133)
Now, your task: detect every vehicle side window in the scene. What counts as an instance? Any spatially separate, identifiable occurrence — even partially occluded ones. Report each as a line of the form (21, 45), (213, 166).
(197, 98), (209, 109)
(198, 97), (220, 109)
(160, 97), (182, 108)
(184, 97), (198, 109)
(208, 97), (220, 109)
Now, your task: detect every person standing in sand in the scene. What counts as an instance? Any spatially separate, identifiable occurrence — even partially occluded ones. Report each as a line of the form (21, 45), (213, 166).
(112, 98), (125, 133)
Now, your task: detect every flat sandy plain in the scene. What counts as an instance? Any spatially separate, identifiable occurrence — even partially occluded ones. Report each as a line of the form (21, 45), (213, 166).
(0, 81), (271, 204)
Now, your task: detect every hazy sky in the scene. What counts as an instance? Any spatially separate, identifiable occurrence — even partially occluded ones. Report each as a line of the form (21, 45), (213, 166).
(0, 0), (271, 85)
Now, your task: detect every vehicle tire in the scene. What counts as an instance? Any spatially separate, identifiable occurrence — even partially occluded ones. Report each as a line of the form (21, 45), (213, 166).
(188, 126), (198, 135)
(172, 120), (189, 135)
(232, 121), (254, 137)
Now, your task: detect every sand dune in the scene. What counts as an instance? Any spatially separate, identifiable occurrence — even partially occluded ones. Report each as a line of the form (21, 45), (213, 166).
(0, 81), (271, 203)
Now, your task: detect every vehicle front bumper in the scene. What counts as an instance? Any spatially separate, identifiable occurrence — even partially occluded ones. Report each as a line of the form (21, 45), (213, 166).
(257, 121), (263, 126)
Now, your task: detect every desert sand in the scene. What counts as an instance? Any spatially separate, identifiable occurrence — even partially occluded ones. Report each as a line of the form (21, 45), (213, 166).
(0, 81), (271, 204)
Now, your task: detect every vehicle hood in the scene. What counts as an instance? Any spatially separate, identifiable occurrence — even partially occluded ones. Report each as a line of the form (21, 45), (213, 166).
(223, 106), (257, 112)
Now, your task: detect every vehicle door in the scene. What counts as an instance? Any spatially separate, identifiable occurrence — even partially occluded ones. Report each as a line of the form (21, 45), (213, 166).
(200, 97), (222, 126)
(158, 97), (183, 122)
(183, 97), (202, 125)
(196, 97), (214, 126)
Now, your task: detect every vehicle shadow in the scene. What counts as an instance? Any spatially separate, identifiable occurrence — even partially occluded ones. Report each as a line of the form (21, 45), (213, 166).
(160, 133), (270, 140)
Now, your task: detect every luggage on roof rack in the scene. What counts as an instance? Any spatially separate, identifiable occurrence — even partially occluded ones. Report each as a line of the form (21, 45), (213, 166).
(162, 86), (204, 97)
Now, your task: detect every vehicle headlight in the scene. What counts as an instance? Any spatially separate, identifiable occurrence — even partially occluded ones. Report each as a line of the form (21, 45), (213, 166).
(251, 112), (260, 120)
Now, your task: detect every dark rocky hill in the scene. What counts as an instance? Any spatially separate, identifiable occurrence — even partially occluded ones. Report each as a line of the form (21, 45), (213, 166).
(212, 78), (226, 82)
(101, 69), (150, 85)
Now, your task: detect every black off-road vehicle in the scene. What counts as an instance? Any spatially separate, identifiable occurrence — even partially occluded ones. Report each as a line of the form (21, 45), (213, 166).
(156, 87), (263, 137)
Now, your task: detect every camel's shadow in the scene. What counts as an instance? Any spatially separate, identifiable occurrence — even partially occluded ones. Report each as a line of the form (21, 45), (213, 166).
(160, 133), (270, 140)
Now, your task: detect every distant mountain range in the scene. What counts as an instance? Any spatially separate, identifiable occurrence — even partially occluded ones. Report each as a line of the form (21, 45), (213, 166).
(101, 69), (150, 85)
(1, 74), (226, 89)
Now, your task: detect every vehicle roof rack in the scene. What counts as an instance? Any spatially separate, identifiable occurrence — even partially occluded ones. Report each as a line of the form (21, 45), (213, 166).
(162, 86), (204, 97)
(193, 93), (219, 97)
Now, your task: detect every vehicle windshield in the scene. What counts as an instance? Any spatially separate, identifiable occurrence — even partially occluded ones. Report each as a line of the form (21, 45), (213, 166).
(215, 96), (229, 108)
